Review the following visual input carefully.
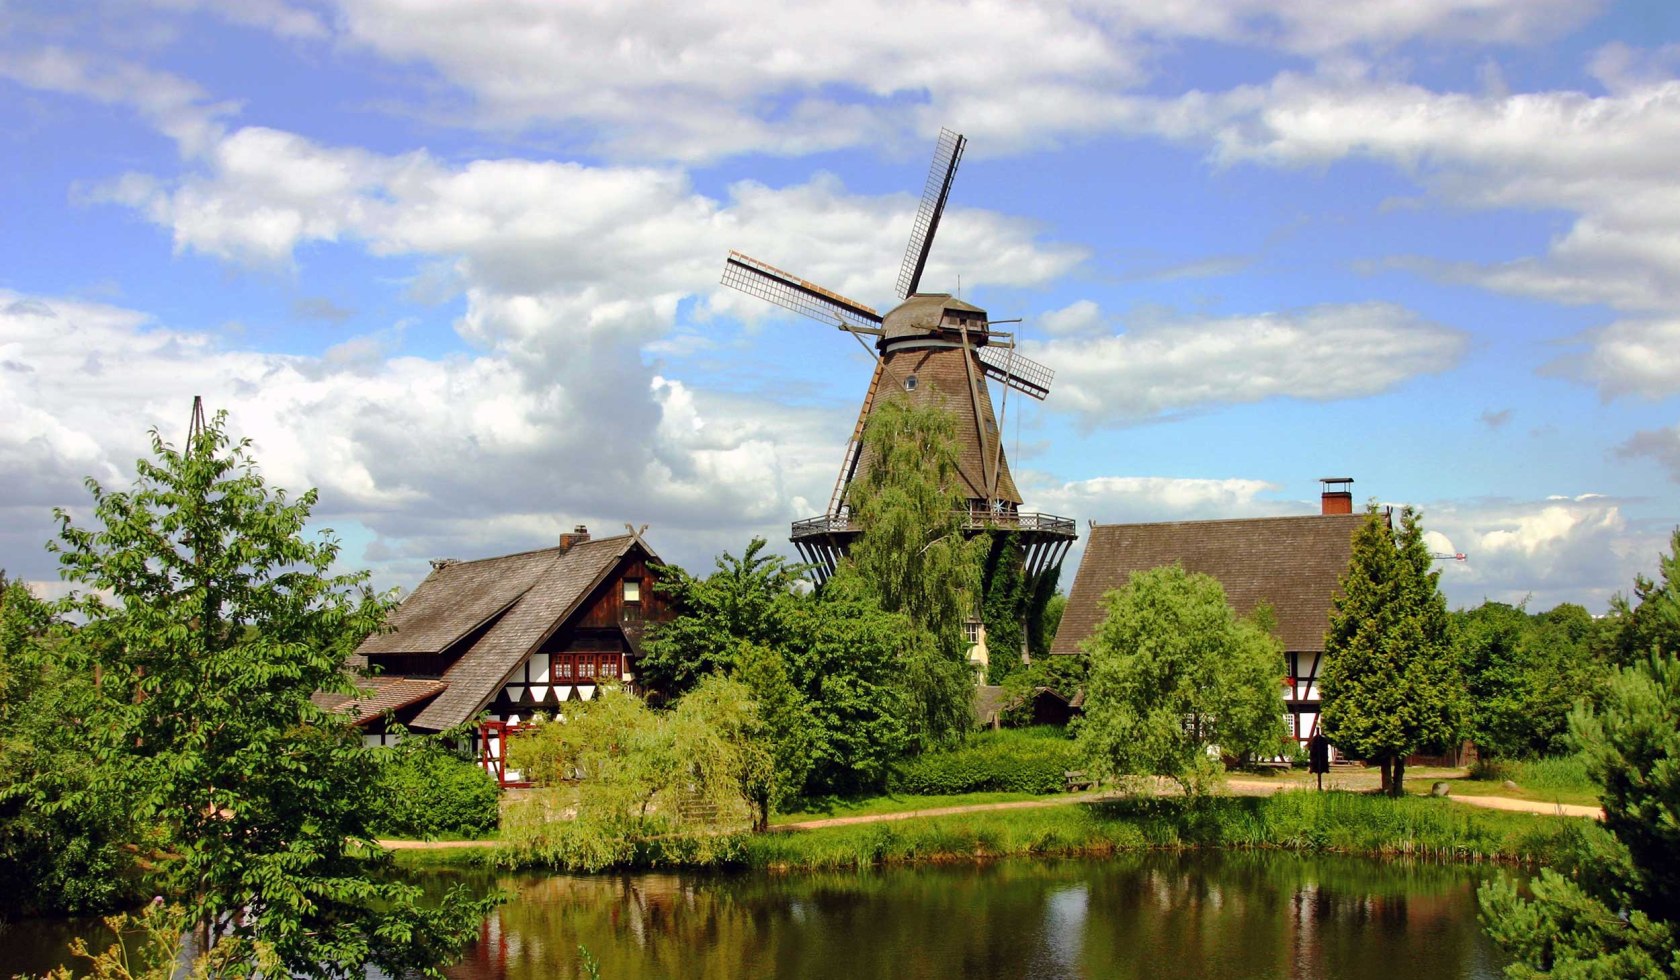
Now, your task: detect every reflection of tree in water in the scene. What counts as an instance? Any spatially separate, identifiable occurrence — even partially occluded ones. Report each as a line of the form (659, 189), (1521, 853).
(439, 854), (1506, 980)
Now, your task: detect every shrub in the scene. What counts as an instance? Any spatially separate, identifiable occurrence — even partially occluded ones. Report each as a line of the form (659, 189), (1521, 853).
(370, 733), (500, 840)
(893, 728), (1080, 795)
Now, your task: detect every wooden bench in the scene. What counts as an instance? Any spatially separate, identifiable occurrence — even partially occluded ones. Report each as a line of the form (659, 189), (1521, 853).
(1064, 770), (1096, 793)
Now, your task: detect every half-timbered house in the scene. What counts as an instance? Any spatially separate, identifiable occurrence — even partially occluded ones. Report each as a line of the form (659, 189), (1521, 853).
(314, 525), (670, 782)
(1051, 481), (1364, 753)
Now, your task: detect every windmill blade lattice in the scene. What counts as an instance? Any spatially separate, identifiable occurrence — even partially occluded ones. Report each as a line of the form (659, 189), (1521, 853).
(721, 251), (883, 334)
(976, 344), (1054, 401)
(896, 128), (967, 299)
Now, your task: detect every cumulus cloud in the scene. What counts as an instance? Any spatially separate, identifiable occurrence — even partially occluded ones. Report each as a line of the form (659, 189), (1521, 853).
(1031, 302), (1466, 424)
(1421, 493), (1664, 610)
(1029, 474), (1293, 524)
(1542, 318), (1680, 400)
(0, 289), (839, 591)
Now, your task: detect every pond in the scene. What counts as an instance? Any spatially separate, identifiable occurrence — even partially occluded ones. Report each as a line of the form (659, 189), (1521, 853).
(2, 853), (1512, 979)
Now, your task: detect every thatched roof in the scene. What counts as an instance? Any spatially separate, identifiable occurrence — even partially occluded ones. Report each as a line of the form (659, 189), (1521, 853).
(1051, 514), (1363, 657)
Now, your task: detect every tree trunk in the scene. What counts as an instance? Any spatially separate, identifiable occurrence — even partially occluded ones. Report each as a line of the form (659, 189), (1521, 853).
(1390, 757), (1406, 798)
(1379, 757), (1392, 794)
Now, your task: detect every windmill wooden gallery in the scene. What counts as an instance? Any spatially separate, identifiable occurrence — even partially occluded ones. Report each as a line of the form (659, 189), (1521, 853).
(318, 131), (1361, 785)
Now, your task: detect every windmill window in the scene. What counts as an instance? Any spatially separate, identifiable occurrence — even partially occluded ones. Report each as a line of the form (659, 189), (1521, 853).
(905, 374), (918, 391)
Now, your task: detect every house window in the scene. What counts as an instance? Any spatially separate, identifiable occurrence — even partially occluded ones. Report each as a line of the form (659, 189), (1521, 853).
(579, 657), (597, 680)
(599, 654), (621, 679)
(555, 655), (574, 680)
(623, 578), (641, 603)
(964, 620), (982, 645)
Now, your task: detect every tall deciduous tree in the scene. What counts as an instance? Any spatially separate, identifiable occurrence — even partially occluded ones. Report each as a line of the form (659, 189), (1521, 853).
(1077, 564), (1287, 795)
(1455, 600), (1600, 759)
(638, 539), (807, 701)
(0, 576), (142, 916)
(846, 398), (985, 750)
(50, 411), (490, 977)
(1320, 504), (1464, 797)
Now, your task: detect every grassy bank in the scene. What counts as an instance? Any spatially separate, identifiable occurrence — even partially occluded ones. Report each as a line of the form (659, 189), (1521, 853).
(1466, 754), (1600, 808)
(423, 789), (1584, 876)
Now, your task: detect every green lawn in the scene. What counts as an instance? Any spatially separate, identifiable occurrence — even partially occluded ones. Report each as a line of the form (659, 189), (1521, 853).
(771, 790), (1053, 825)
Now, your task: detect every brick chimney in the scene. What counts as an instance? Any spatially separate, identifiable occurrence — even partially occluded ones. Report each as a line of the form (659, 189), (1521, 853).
(1319, 477), (1353, 515)
(558, 524), (590, 553)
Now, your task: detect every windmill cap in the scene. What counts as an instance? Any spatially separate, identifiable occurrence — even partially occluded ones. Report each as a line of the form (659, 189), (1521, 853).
(881, 293), (989, 343)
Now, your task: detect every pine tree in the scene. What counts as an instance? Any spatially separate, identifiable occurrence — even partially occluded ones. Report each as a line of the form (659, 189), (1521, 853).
(1319, 503), (1464, 796)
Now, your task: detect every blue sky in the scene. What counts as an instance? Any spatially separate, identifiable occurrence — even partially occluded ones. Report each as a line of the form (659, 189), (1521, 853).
(3, 0), (1678, 611)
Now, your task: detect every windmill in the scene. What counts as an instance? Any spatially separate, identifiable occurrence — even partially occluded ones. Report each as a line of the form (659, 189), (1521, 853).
(720, 129), (1076, 586)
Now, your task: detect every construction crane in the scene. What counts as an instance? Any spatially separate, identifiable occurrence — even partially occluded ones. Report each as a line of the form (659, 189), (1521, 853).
(1431, 552), (1468, 562)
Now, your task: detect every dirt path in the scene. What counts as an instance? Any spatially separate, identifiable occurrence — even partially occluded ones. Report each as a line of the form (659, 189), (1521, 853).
(378, 779), (1600, 849)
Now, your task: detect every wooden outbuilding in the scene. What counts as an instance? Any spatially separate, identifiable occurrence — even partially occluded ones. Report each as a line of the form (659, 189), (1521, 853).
(314, 525), (670, 782)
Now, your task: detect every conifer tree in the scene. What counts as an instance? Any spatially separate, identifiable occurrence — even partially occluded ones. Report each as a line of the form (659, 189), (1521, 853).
(1319, 503), (1464, 796)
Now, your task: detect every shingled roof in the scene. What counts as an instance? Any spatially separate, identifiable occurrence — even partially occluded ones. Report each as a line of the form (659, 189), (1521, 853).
(359, 547), (557, 655)
(312, 675), (447, 727)
(405, 534), (641, 731)
(1051, 514), (1363, 657)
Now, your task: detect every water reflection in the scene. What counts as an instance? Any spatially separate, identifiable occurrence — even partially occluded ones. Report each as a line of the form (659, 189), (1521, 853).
(444, 853), (1509, 980)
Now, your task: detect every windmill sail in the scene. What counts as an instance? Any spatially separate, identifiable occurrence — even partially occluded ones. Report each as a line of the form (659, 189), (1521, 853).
(896, 129), (967, 299)
(721, 251), (883, 334)
(976, 344), (1054, 400)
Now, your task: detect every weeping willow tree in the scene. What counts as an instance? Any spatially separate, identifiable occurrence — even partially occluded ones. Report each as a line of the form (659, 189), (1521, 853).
(845, 398), (985, 750)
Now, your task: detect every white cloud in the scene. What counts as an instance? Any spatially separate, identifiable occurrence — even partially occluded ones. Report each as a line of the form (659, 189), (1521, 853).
(1032, 302), (1466, 423)
(1542, 318), (1680, 400)
(1030, 474), (1291, 523)
(1420, 493), (1663, 610)
(1119, 67), (1680, 317)
(0, 289), (838, 590)
(0, 45), (235, 155)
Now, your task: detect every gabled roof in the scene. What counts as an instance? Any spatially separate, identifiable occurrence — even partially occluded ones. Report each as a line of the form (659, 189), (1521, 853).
(1051, 514), (1363, 657)
(408, 534), (644, 731)
(359, 547), (558, 655)
(312, 675), (447, 728)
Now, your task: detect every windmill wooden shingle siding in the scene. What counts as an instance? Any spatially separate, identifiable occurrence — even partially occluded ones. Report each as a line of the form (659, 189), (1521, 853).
(319, 527), (671, 759)
(720, 128), (1076, 586)
(1053, 508), (1365, 747)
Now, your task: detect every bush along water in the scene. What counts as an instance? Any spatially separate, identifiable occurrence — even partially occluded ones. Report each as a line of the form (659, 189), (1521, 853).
(892, 728), (1080, 796)
(369, 727), (501, 840)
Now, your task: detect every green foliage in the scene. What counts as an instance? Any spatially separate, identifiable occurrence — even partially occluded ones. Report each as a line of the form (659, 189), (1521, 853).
(1320, 504), (1465, 796)
(1470, 753), (1597, 799)
(846, 398), (986, 750)
(980, 534), (1027, 682)
(1077, 564), (1288, 795)
(1595, 527), (1680, 669)
(1455, 600), (1600, 759)
(784, 569), (914, 795)
(369, 728), (501, 840)
(734, 642), (815, 816)
(502, 678), (774, 867)
(637, 539), (807, 702)
(48, 411), (492, 977)
(998, 652), (1089, 728)
(1478, 533), (1680, 976)
(893, 728), (1080, 795)
(0, 575), (145, 916)
(1026, 576), (1064, 661)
